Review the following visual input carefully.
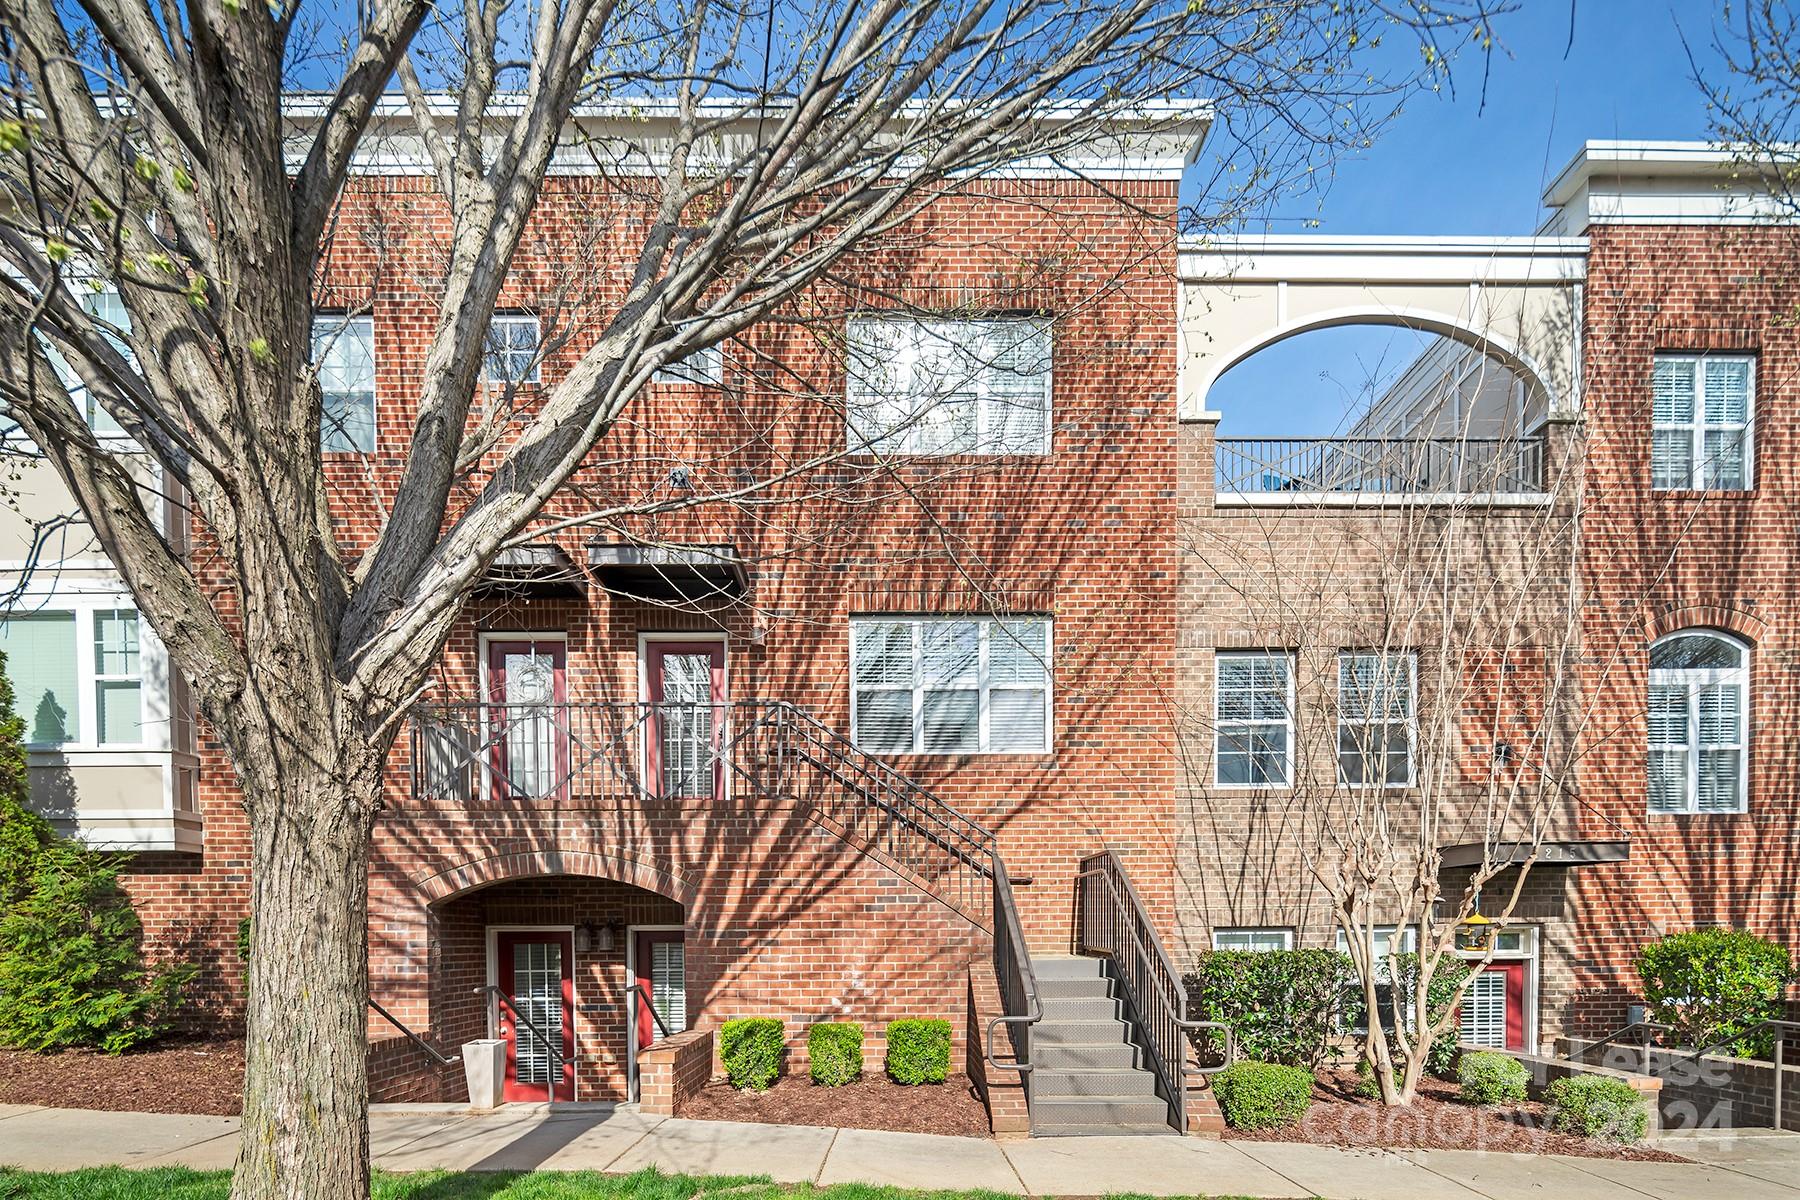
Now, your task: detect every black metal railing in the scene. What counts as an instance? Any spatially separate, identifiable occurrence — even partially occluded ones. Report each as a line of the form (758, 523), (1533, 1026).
(1076, 850), (1234, 1133)
(1569, 1017), (1799, 1131)
(476, 983), (569, 1102)
(984, 853), (1042, 1088)
(1215, 437), (1544, 496)
(369, 998), (460, 1068)
(631, 981), (676, 1042)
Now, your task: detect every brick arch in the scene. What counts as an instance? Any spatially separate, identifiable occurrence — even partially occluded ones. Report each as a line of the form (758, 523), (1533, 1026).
(414, 848), (697, 908)
(1644, 605), (1767, 645)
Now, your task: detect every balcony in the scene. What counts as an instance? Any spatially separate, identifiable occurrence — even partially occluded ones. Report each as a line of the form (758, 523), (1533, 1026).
(1214, 436), (1545, 501)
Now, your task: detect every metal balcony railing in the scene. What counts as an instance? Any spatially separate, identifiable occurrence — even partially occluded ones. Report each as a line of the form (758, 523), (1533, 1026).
(1215, 437), (1545, 496)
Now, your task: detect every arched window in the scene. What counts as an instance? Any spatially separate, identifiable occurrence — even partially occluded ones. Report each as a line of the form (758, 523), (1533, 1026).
(1648, 631), (1749, 814)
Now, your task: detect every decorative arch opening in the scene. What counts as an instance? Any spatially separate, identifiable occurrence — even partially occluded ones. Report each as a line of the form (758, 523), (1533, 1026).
(1205, 318), (1554, 497)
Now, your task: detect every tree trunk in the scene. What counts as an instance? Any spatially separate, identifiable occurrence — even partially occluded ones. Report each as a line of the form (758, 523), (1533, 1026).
(232, 751), (380, 1200)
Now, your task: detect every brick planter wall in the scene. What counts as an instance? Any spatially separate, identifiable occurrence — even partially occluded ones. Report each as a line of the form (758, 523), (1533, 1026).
(638, 1030), (715, 1117)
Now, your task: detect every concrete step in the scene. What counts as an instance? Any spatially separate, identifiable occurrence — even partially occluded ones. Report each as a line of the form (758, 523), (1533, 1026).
(1040, 995), (1125, 1022)
(1033, 1068), (1161, 1098)
(1032, 955), (1110, 981)
(1032, 1095), (1176, 1127)
(1034, 976), (1115, 1001)
(1033, 1041), (1145, 1070)
(1029, 1123), (1179, 1137)
(1034, 1018), (1133, 1046)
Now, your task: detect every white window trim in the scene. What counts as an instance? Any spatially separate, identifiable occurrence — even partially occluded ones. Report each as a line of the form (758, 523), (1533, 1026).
(1214, 650), (1294, 789)
(848, 616), (1054, 756)
(1652, 353), (1755, 491)
(654, 344), (724, 387)
(843, 315), (1052, 457)
(483, 313), (542, 385)
(312, 312), (377, 454)
(0, 594), (168, 752)
(1336, 650), (1418, 790)
(1648, 629), (1750, 816)
(1211, 927), (1294, 952)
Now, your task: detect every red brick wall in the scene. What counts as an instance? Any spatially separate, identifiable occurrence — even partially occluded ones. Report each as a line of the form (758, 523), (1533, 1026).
(1568, 222), (1800, 1034)
(121, 174), (1181, 1099)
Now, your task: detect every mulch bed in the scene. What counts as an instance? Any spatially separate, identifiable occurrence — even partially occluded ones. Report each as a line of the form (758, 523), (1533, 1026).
(1222, 1070), (1687, 1162)
(679, 1073), (992, 1138)
(0, 1038), (244, 1116)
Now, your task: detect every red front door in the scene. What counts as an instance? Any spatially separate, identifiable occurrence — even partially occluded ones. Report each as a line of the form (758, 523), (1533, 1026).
(1460, 961), (1528, 1051)
(486, 638), (568, 801)
(496, 930), (575, 1102)
(634, 931), (687, 1052)
(644, 641), (727, 800)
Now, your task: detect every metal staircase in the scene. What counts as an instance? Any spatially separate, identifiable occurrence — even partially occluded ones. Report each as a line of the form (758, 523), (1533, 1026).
(1031, 955), (1177, 1134)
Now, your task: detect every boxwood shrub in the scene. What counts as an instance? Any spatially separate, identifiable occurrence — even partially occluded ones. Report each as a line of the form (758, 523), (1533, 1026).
(1184, 949), (1356, 1069)
(808, 1022), (864, 1086)
(1211, 1061), (1315, 1130)
(720, 1017), (784, 1091)
(1635, 929), (1794, 1058)
(885, 1018), (951, 1084)
(1457, 1051), (1529, 1106)
(1546, 1075), (1649, 1143)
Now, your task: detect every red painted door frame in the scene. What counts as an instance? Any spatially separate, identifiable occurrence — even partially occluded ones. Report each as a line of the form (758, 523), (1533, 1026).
(1495, 960), (1527, 1051)
(495, 930), (575, 1102)
(643, 640), (727, 800)
(485, 638), (569, 802)
(634, 930), (686, 1052)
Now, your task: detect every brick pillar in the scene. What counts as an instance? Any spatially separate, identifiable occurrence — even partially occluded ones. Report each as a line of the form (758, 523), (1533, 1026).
(967, 965), (1031, 1138)
(637, 1029), (715, 1117)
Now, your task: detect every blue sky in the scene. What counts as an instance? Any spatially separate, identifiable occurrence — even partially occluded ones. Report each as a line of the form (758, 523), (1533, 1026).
(1209, 0), (1729, 435)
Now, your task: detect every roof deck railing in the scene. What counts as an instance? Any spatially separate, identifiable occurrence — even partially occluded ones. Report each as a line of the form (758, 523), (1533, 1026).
(1215, 436), (1545, 497)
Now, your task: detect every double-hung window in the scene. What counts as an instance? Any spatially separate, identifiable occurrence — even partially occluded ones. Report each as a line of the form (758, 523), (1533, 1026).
(0, 606), (146, 747)
(1648, 630), (1748, 814)
(1652, 354), (1754, 490)
(655, 344), (723, 386)
(1337, 651), (1415, 787)
(850, 616), (1051, 754)
(483, 314), (541, 384)
(1212, 928), (1293, 952)
(1215, 652), (1292, 786)
(845, 316), (1050, 455)
(313, 314), (376, 453)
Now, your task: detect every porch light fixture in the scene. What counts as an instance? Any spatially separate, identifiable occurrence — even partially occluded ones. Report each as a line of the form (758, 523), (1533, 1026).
(575, 921), (616, 954)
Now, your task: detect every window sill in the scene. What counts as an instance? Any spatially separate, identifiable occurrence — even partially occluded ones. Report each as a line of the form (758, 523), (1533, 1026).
(1648, 488), (1757, 499)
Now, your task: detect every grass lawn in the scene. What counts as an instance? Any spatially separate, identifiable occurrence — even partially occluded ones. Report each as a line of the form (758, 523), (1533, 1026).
(0, 1166), (1267, 1200)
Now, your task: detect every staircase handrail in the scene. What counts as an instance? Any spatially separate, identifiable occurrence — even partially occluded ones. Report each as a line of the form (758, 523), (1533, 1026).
(984, 852), (1042, 1080)
(368, 998), (460, 1068)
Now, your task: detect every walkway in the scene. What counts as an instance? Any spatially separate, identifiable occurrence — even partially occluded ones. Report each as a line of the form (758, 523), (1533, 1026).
(1, 1104), (1796, 1199)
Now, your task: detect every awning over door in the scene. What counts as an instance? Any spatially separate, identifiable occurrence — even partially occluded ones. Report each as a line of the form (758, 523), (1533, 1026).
(587, 542), (748, 602)
(1437, 839), (1629, 870)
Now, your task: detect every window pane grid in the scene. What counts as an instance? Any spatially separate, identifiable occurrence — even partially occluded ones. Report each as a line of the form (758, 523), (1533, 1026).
(1648, 632), (1748, 814)
(483, 315), (541, 384)
(313, 315), (377, 453)
(1337, 652), (1415, 787)
(1652, 355), (1753, 490)
(1216, 652), (1291, 786)
(850, 616), (1050, 753)
(845, 317), (1051, 456)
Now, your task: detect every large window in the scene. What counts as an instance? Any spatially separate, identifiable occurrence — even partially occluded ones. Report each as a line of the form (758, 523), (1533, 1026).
(1652, 354), (1753, 490)
(313, 314), (377, 453)
(0, 607), (145, 746)
(845, 317), (1051, 456)
(850, 616), (1050, 754)
(1648, 630), (1748, 814)
(655, 344), (723, 386)
(483, 314), (541, 384)
(1337, 651), (1415, 787)
(1215, 652), (1292, 786)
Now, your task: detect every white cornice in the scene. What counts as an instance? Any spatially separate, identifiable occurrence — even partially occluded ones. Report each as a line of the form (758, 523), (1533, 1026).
(1541, 140), (1800, 230)
(1177, 235), (1588, 284)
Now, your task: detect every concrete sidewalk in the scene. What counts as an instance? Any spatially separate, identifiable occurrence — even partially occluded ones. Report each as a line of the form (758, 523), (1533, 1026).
(1, 1103), (1797, 1199)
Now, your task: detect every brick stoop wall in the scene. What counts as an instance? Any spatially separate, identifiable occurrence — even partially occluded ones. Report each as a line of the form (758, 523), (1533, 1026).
(638, 1030), (715, 1117)
(367, 1033), (459, 1105)
(966, 965), (1030, 1138)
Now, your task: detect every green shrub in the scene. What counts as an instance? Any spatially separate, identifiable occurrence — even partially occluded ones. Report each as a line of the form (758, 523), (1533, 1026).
(0, 654), (47, 912)
(0, 840), (195, 1054)
(719, 1018), (784, 1091)
(1352, 1057), (1380, 1100)
(1341, 953), (1473, 1079)
(1185, 949), (1356, 1070)
(885, 1018), (950, 1084)
(1457, 1051), (1529, 1106)
(1212, 1061), (1315, 1130)
(807, 1022), (863, 1086)
(1635, 929), (1793, 1058)
(1546, 1075), (1649, 1143)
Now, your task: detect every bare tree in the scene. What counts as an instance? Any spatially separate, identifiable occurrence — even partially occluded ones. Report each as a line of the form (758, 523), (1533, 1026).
(1181, 348), (1595, 1104)
(0, 0), (1504, 1195)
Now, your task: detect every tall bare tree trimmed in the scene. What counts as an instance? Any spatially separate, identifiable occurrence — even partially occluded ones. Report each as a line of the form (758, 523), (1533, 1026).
(0, 0), (1502, 1194)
